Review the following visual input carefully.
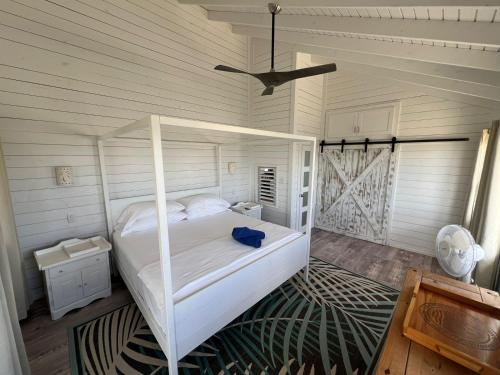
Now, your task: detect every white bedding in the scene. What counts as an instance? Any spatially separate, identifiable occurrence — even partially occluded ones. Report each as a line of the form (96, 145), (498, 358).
(113, 210), (302, 326)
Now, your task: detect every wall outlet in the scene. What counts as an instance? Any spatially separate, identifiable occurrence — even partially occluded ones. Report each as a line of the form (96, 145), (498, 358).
(66, 213), (75, 223)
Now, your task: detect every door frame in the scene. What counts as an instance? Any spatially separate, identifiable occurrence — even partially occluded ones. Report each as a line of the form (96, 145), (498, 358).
(290, 142), (316, 232)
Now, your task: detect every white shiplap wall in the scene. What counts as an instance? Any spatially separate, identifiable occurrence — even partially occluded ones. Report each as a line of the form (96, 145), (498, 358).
(324, 71), (493, 256)
(249, 39), (293, 225)
(104, 140), (249, 201)
(0, 0), (249, 300)
(293, 53), (325, 139)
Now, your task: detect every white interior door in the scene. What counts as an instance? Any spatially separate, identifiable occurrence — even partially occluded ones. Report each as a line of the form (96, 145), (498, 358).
(295, 144), (312, 233)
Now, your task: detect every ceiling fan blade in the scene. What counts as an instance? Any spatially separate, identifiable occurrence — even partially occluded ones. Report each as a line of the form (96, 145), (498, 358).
(272, 63), (337, 85)
(214, 65), (249, 74)
(261, 86), (274, 96)
(252, 63), (336, 95)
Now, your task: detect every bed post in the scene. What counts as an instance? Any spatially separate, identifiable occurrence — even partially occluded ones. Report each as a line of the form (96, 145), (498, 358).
(216, 144), (223, 198)
(150, 115), (179, 375)
(304, 138), (317, 282)
(97, 139), (113, 240)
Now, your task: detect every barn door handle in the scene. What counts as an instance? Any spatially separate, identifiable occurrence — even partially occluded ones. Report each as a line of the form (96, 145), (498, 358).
(364, 138), (369, 152)
(341, 139), (345, 153)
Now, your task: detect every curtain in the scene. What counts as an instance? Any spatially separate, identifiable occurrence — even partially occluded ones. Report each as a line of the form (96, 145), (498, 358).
(469, 121), (500, 289)
(463, 129), (489, 228)
(0, 227), (30, 375)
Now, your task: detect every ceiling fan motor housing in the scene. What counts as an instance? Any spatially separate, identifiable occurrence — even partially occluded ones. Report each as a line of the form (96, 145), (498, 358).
(268, 3), (281, 15)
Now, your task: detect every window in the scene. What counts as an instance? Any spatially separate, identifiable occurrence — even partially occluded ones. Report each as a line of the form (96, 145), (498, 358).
(257, 167), (276, 207)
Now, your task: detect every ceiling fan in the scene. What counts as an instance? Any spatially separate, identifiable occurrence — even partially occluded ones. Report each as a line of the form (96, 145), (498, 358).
(214, 3), (337, 96)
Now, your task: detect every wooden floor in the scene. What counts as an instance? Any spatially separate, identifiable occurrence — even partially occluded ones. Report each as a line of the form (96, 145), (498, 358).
(311, 228), (444, 290)
(21, 230), (443, 375)
(21, 280), (133, 375)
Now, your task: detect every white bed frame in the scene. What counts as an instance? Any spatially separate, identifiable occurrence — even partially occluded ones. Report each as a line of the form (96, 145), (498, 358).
(97, 115), (317, 375)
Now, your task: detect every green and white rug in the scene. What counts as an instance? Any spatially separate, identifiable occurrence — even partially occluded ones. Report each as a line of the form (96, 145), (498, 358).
(69, 258), (399, 374)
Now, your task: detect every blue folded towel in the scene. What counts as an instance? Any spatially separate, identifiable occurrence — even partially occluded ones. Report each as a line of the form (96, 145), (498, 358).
(232, 227), (265, 248)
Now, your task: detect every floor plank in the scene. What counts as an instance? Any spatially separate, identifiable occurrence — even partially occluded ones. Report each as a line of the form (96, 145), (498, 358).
(310, 228), (444, 290)
(21, 281), (132, 375)
(21, 231), (444, 374)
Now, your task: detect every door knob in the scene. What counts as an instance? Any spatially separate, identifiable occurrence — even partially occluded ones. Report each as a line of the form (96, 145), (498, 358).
(299, 194), (304, 197)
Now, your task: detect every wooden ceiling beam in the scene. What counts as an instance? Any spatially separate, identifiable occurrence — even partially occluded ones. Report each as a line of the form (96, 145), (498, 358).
(209, 11), (500, 47)
(337, 61), (500, 103)
(340, 64), (500, 110)
(180, 0), (500, 7)
(310, 58), (500, 109)
(307, 47), (500, 87)
(233, 25), (500, 72)
(248, 39), (500, 107)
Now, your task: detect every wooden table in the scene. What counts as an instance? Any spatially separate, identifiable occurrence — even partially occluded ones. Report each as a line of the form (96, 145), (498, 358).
(376, 268), (500, 375)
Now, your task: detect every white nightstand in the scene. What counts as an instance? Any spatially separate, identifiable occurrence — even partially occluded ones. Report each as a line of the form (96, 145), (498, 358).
(34, 236), (112, 320)
(230, 202), (262, 219)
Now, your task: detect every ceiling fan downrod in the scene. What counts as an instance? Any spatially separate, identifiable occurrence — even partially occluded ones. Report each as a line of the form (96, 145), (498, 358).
(269, 3), (281, 72)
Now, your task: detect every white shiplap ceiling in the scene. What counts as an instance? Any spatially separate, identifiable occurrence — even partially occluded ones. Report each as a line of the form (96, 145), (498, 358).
(205, 5), (499, 22)
(178, 1), (500, 107)
(205, 5), (500, 51)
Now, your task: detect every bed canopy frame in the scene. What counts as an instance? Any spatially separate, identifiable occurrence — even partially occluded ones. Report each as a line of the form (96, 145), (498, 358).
(97, 115), (317, 375)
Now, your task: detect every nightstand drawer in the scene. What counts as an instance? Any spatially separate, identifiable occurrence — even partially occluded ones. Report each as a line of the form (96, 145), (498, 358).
(49, 253), (107, 279)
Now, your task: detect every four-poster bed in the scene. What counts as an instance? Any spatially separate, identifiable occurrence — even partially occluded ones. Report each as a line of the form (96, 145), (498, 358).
(97, 115), (317, 375)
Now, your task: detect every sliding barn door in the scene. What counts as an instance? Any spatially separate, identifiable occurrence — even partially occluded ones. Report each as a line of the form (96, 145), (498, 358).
(315, 147), (397, 244)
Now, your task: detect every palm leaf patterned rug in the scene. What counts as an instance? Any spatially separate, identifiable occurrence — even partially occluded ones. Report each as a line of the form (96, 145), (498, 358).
(69, 258), (399, 374)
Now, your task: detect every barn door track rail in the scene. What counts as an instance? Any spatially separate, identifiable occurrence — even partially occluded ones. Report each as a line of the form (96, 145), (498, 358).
(320, 136), (469, 153)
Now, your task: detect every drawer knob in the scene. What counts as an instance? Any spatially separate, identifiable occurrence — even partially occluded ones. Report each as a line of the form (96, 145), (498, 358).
(59, 270), (63, 273)
(84, 283), (87, 286)
(78, 285), (82, 288)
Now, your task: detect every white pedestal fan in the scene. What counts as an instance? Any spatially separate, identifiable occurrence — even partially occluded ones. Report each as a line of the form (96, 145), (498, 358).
(436, 224), (485, 284)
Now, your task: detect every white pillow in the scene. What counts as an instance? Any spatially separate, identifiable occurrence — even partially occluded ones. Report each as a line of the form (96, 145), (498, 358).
(186, 206), (228, 220)
(120, 211), (187, 236)
(115, 200), (185, 232)
(177, 194), (230, 211)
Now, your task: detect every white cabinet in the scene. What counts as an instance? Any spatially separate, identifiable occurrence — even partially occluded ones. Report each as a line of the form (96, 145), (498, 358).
(326, 111), (358, 138)
(34, 237), (112, 320)
(51, 273), (84, 310)
(231, 202), (263, 219)
(82, 262), (109, 297)
(325, 101), (400, 140)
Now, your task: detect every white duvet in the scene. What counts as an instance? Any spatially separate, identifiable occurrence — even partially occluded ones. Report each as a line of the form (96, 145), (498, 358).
(113, 211), (302, 322)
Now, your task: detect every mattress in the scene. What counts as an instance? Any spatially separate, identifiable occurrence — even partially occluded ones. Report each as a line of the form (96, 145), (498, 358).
(113, 210), (303, 326)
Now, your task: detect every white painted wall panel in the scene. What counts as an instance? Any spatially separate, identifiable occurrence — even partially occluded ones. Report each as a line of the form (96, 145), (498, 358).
(293, 53), (325, 139)
(0, 0), (249, 300)
(324, 71), (493, 256)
